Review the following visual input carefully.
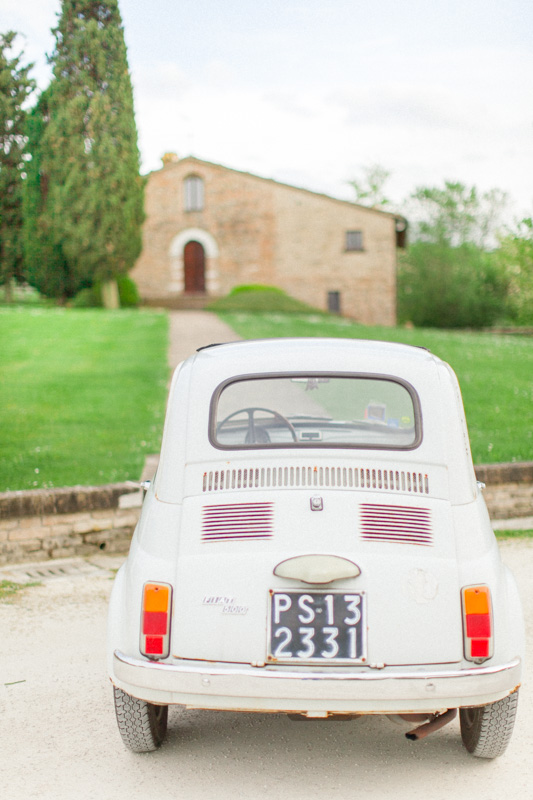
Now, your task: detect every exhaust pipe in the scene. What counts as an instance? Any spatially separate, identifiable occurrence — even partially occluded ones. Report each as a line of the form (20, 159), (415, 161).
(405, 708), (457, 741)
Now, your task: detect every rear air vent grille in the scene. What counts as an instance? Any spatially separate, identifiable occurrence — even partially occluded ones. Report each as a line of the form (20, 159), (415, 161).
(360, 504), (433, 546)
(202, 466), (429, 495)
(202, 502), (274, 542)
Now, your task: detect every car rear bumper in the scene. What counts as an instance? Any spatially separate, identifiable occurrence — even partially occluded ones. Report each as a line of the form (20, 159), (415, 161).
(112, 650), (522, 714)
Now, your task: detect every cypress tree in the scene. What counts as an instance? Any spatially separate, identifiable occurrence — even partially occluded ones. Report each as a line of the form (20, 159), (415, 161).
(0, 32), (35, 301)
(24, 88), (75, 299)
(25, 0), (144, 302)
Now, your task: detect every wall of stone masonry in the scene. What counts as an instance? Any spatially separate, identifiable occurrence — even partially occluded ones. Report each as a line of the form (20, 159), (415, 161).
(0, 484), (142, 566)
(475, 462), (533, 521)
(0, 464), (531, 566)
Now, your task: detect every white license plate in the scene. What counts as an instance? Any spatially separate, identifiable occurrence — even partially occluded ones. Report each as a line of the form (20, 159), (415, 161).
(268, 590), (366, 664)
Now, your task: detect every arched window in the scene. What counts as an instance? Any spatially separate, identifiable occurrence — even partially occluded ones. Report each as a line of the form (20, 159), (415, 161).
(184, 175), (204, 212)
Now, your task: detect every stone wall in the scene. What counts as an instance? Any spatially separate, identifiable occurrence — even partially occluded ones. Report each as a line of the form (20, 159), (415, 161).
(0, 484), (141, 566)
(1, 463), (531, 566)
(475, 462), (533, 521)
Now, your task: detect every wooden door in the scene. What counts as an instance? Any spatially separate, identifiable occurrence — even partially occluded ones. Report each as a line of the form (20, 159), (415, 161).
(183, 240), (206, 293)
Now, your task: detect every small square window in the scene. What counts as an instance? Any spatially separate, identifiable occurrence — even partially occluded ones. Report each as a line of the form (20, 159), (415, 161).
(346, 230), (363, 251)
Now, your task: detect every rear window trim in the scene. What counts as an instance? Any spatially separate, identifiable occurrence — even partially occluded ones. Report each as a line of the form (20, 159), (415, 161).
(209, 371), (423, 452)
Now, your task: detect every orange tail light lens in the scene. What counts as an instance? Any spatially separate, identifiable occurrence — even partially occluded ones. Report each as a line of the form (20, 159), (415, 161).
(140, 582), (172, 659)
(462, 585), (493, 663)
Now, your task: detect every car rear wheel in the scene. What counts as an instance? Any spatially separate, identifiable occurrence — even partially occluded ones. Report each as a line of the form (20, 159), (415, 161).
(113, 687), (168, 752)
(460, 690), (518, 758)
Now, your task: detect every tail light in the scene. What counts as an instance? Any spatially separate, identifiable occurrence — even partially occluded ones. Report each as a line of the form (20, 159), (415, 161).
(462, 585), (493, 663)
(140, 582), (172, 659)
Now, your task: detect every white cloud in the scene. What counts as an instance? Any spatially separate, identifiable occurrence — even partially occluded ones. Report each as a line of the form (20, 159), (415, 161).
(135, 56), (533, 216)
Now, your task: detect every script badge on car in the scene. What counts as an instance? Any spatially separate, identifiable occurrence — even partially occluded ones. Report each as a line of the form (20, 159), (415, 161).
(268, 590), (366, 663)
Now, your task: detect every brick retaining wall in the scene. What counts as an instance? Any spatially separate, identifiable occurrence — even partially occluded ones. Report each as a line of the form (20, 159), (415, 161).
(1, 464), (532, 566)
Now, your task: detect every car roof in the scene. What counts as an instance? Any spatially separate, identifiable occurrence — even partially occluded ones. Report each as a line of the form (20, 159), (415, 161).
(192, 338), (437, 376)
(197, 338), (430, 355)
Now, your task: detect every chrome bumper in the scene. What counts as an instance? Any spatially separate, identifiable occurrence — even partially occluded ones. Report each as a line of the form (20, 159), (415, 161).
(112, 651), (522, 713)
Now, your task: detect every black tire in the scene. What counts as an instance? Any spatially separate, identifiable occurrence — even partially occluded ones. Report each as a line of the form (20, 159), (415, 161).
(113, 687), (168, 752)
(460, 690), (519, 759)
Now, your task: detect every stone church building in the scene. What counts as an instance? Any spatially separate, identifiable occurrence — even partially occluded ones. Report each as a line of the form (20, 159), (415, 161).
(131, 154), (406, 325)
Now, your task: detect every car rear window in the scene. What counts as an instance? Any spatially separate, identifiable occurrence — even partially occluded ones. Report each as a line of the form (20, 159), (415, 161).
(211, 374), (421, 450)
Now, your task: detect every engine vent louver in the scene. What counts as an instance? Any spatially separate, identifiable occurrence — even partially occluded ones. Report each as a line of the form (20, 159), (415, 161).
(202, 502), (274, 543)
(360, 504), (433, 546)
(202, 465), (429, 495)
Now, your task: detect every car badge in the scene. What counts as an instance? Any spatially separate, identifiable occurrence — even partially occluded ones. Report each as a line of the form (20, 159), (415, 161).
(310, 496), (323, 511)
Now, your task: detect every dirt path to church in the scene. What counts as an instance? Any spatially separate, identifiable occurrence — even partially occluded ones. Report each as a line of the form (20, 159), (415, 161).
(167, 309), (240, 370)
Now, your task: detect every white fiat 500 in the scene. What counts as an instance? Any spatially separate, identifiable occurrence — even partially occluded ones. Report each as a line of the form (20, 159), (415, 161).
(108, 338), (524, 757)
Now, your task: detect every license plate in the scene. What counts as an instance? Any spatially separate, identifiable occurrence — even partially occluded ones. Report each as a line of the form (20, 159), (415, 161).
(268, 590), (366, 664)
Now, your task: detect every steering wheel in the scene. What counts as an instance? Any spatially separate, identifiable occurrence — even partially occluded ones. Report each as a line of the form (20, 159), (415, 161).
(217, 407), (298, 444)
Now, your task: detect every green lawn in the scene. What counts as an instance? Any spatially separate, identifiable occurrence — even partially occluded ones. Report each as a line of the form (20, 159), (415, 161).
(206, 284), (322, 314)
(0, 307), (168, 491)
(215, 311), (533, 465)
(494, 530), (533, 539)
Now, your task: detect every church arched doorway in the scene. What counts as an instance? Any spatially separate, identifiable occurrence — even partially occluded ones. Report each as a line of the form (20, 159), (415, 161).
(183, 240), (206, 293)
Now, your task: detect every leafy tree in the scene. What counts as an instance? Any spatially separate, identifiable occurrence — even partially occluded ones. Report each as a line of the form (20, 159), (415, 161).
(398, 242), (508, 329)
(497, 218), (533, 325)
(24, 0), (144, 303)
(398, 181), (509, 328)
(0, 32), (35, 301)
(408, 181), (508, 249)
(348, 164), (391, 208)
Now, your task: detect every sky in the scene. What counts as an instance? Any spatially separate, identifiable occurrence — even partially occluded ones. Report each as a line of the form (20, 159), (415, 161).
(3, 0), (533, 220)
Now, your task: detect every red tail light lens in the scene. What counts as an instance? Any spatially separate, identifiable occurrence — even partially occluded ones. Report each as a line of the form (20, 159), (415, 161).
(462, 585), (493, 663)
(140, 582), (172, 659)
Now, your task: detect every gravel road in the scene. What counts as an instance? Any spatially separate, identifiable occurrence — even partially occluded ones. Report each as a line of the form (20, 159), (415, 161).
(1, 540), (531, 800)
